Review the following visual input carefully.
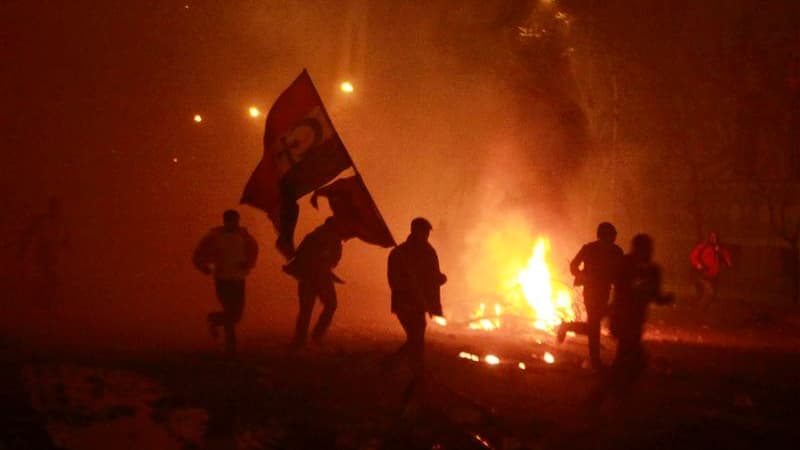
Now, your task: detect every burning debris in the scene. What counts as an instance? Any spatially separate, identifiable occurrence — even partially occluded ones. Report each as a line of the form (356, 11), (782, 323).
(463, 237), (579, 335)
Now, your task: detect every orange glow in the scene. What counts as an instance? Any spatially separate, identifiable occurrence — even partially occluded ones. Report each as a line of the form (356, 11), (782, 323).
(518, 362), (527, 370)
(432, 316), (448, 326)
(248, 106), (261, 118)
(340, 81), (354, 93)
(543, 352), (555, 364)
(469, 236), (576, 334)
(193, 114), (202, 123)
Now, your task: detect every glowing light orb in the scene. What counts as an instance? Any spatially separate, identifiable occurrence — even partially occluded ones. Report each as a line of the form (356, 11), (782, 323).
(543, 352), (555, 364)
(432, 316), (448, 326)
(518, 362), (527, 370)
(484, 355), (501, 365)
(340, 81), (354, 93)
(248, 106), (261, 118)
(193, 114), (202, 123)
(172, 157), (179, 163)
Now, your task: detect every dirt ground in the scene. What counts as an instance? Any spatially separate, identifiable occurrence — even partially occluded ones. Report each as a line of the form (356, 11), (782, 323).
(1, 299), (800, 450)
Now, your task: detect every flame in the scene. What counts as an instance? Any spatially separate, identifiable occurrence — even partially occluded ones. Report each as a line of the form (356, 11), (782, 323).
(469, 237), (576, 334)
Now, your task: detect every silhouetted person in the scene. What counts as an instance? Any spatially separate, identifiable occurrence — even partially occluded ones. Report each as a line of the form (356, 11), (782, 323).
(20, 197), (69, 305)
(284, 217), (348, 348)
(387, 218), (447, 382)
(557, 222), (623, 370)
(193, 209), (259, 355)
(591, 234), (673, 403)
(690, 232), (732, 310)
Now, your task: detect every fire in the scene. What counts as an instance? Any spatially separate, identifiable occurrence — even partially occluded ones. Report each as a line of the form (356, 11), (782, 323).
(469, 236), (576, 334)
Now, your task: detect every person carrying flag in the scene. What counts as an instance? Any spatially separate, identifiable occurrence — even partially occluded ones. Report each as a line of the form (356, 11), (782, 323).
(284, 217), (350, 348)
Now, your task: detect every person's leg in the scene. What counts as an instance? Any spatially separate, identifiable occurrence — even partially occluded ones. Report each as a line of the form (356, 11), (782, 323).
(586, 304), (605, 369)
(221, 280), (245, 355)
(582, 288), (608, 369)
(293, 280), (316, 346)
(311, 279), (337, 342)
(397, 311), (427, 408)
(706, 278), (718, 310)
(397, 311), (426, 375)
(694, 274), (704, 303)
(209, 280), (229, 337)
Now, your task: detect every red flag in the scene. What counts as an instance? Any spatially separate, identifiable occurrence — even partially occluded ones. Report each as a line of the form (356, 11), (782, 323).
(241, 70), (352, 258)
(311, 175), (396, 248)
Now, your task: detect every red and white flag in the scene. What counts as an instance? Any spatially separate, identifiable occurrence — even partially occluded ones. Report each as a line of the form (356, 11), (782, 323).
(311, 175), (396, 248)
(241, 70), (352, 258)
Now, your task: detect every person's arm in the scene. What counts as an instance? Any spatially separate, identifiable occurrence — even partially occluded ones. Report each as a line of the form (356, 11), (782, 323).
(432, 249), (447, 286)
(690, 244), (704, 270)
(192, 233), (213, 275)
(387, 248), (403, 291)
(569, 245), (586, 277)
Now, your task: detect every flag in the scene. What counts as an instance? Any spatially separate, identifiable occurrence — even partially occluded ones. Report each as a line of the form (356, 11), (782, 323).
(241, 70), (352, 258)
(310, 175), (396, 248)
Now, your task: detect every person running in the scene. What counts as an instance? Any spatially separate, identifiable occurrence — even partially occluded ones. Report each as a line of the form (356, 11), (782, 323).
(689, 232), (732, 310)
(284, 217), (349, 348)
(193, 209), (259, 355)
(590, 233), (674, 404)
(557, 222), (623, 370)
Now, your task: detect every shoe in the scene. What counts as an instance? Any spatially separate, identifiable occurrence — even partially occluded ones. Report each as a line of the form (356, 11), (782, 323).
(556, 323), (568, 344)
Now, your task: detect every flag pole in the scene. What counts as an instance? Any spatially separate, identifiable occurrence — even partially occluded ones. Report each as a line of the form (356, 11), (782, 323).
(304, 70), (397, 246)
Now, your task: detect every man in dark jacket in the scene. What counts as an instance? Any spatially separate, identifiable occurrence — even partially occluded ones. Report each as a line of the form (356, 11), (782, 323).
(387, 217), (447, 377)
(592, 233), (673, 403)
(193, 209), (259, 355)
(284, 217), (347, 348)
(557, 222), (623, 370)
